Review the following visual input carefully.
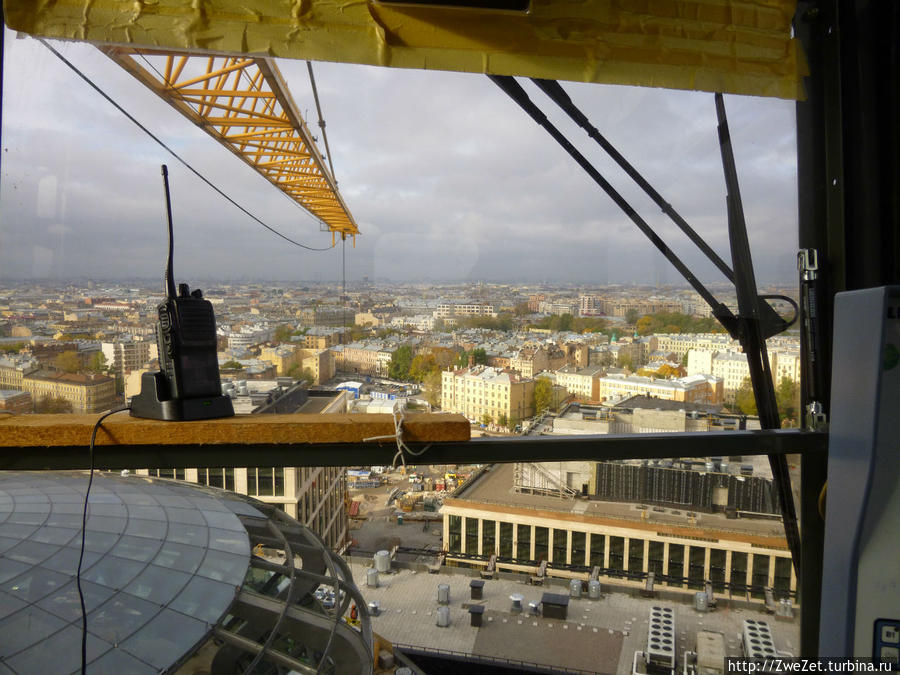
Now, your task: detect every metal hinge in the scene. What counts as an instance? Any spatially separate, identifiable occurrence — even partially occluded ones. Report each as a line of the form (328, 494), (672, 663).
(805, 401), (828, 431)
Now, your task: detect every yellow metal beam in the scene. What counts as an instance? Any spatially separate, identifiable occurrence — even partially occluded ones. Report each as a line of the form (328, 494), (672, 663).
(100, 47), (359, 236)
(6, 0), (805, 99)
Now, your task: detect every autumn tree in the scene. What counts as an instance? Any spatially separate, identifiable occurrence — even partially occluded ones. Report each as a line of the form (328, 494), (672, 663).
(34, 395), (73, 414)
(87, 352), (108, 374)
(776, 376), (800, 426)
(533, 377), (554, 414)
(55, 350), (82, 373)
(734, 377), (758, 416)
(423, 369), (442, 408)
(274, 324), (293, 342)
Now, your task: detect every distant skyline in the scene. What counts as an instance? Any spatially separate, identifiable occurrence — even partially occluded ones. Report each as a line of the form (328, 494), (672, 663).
(1, 29), (799, 285)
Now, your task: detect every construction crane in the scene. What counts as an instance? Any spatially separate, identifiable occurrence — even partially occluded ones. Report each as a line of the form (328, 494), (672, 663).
(100, 47), (358, 243)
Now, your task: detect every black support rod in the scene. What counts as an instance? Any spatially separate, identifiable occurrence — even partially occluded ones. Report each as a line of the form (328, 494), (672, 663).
(0, 429), (827, 471)
(531, 78), (737, 283)
(488, 75), (735, 325)
(715, 93), (802, 574)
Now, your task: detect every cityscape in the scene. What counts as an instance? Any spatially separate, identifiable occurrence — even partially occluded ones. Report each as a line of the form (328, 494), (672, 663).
(0, 277), (803, 674)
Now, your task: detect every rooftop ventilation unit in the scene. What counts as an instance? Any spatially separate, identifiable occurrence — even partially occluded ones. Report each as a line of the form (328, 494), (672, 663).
(647, 605), (676, 671)
(742, 619), (778, 658)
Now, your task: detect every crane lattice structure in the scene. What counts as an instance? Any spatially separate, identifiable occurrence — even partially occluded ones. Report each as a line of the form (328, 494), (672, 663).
(102, 48), (357, 240)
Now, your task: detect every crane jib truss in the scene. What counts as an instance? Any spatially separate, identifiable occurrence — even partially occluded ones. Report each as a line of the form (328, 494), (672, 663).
(101, 48), (358, 239)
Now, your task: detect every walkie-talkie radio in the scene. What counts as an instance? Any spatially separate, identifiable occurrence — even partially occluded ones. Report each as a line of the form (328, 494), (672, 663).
(131, 165), (234, 421)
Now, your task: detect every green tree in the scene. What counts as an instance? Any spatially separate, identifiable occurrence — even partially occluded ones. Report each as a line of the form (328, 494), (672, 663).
(34, 395), (73, 414)
(734, 377), (758, 416)
(625, 308), (640, 324)
(497, 412), (508, 428)
(617, 353), (633, 370)
(776, 376), (800, 425)
(533, 377), (554, 414)
(223, 360), (244, 370)
(274, 324), (293, 342)
(456, 351), (470, 368)
(388, 345), (413, 380)
(55, 350), (82, 373)
(481, 413), (493, 427)
(298, 368), (316, 386)
(1, 342), (26, 354)
(471, 348), (488, 365)
(423, 369), (443, 408)
(87, 352), (108, 374)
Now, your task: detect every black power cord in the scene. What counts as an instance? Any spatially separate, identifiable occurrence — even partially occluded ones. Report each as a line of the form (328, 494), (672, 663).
(77, 406), (130, 675)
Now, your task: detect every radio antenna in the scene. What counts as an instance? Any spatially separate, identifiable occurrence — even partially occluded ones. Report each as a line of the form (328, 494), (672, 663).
(161, 165), (177, 299)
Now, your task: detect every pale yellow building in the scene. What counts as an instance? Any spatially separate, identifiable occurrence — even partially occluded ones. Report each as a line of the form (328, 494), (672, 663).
(441, 365), (535, 425)
(687, 349), (801, 403)
(22, 370), (117, 413)
(260, 344), (335, 384)
(554, 365), (604, 401)
(598, 373), (723, 405)
(442, 463), (795, 607)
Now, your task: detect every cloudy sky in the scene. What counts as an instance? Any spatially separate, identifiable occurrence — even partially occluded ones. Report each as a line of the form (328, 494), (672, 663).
(1, 28), (799, 286)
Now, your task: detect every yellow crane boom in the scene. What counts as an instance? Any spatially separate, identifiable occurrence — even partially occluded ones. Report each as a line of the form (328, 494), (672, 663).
(101, 48), (358, 238)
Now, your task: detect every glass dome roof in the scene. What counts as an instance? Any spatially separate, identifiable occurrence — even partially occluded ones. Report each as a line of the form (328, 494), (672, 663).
(0, 471), (254, 674)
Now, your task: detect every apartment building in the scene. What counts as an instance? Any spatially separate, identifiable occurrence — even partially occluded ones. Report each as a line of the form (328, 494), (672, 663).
(0, 355), (38, 390)
(21, 370), (117, 413)
(687, 350), (801, 403)
(259, 345), (336, 384)
(655, 334), (737, 359)
(338, 341), (398, 376)
(538, 300), (579, 316)
(303, 326), (344, 349)
(441, 365), (535, 425)
(100, 338), (153, 380)
(0, 390), (32, 414)
(299, 306), (348, 327)
(510, 346), (549, 379)
(554, 365), (605, 401)
(434, 302), (496, 319)
(579, 294), (603, 316)
(598, 373), (723, 405)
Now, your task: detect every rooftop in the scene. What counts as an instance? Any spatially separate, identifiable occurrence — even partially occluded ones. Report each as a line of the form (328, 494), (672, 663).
(450, 464), (788, 542)
(349, 560), (798, 675)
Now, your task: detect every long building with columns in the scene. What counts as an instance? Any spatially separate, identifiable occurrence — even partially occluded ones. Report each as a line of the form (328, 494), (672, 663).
(441, 463), (794, 607)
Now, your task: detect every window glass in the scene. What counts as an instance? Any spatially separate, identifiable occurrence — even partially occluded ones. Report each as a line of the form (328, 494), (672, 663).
(628, 538), (644, 574)
(516, 524), (531, 561)
(552, 528), (567, 564)
(666, 544), (685, 586)
(498, 522), (513, 559)
(482, 520), (496, 557)
(534, 527), (549, 562)
(448, 515), (461, 553)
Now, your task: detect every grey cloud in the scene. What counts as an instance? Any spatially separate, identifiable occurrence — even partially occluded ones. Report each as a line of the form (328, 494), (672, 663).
(2, 30), (799, 285)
